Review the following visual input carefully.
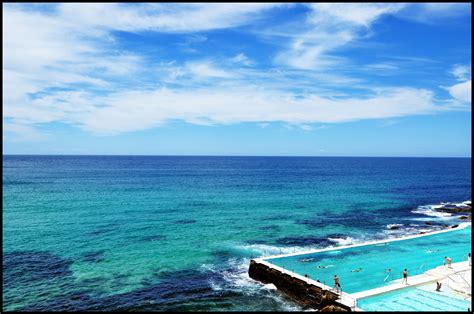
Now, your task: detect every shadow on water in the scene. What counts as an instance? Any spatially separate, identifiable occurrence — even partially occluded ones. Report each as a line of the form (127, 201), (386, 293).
(174, 219), (197, 225)
(81, 250), (106, 263)
(3, 251), (73, 286)
(3, 250), (299, 311)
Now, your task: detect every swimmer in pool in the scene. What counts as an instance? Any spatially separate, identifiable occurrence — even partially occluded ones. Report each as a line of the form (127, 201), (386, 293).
(385, 268), (392, 272)
(300, 258), (314, 263)
(351, 267), (362, 272)
(317, 264), (334, 269)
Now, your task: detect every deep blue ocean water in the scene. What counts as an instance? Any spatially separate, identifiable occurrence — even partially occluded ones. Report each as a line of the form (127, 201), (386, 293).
(2, 156), (472, 311)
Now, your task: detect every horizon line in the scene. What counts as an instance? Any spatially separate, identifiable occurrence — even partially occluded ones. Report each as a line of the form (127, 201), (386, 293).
(2, 154), (472, 158)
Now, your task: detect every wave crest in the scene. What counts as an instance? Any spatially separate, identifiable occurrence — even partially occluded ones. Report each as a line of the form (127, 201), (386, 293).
(411, 204), (453, 218)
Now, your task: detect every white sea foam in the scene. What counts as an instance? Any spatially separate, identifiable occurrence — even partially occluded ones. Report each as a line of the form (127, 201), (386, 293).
(209, 280), (223, 291)
(379, 229), (416, 239)
(200, 258), (257, 295)
(202, 257), (302, 311)
(236, 243), (311, 256)
(411, 204), (453, 218)
(327, 236), (355, 246)
(386, 223), (404, 229)
(263, 283), (277, 290)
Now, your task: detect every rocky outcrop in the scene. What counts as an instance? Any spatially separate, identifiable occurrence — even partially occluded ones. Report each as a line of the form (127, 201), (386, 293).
(432, 202), (471, 222)
(248, 260), (351, 311)
(320, 304), (351, 312)
(435, 204), (471, 214)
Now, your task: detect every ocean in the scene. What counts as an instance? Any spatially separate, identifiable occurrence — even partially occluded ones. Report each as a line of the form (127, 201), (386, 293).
(2, 156), (471, 311)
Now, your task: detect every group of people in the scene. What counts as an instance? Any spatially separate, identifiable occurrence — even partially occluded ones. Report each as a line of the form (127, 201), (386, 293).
(329, 252), (472, 294)
(331, 267), (408, 292)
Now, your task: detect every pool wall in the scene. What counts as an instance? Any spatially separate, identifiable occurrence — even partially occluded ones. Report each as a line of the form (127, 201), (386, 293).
(248, 259), (354, 311)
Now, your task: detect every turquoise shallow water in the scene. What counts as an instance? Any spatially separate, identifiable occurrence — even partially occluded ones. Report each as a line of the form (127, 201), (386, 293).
(2, 156), (472, 311)
(266, 225), (471, 293)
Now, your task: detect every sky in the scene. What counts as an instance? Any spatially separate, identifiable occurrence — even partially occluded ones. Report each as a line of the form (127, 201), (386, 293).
(2, 3), (472, 157)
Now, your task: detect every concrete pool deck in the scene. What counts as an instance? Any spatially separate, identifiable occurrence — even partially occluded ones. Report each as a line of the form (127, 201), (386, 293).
(249, 223), (471, 311)
(355, 263), (471, 311)
(352, 261), (471, 299)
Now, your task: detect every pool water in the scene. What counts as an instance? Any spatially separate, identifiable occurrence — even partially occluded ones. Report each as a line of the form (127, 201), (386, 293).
(266, 225), (471, 294)
(357, 284), (471, 311)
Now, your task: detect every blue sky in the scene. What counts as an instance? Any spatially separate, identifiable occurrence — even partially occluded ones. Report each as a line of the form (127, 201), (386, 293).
(3, 3), (472, 156)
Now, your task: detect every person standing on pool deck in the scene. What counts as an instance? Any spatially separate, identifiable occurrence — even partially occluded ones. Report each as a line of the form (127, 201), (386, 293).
(468, 253), (471, 266)
(334, 275), (341, 292)
(402, 268), (408, 285)
(444, 256), (452, 268)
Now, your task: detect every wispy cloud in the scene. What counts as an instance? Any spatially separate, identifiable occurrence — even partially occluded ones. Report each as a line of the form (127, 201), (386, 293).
(272, 3), (405, 70)
(230, 53), (254, 67)
(52, 86), (444, 134)
(3, 121), (50, 142)
(57, 3), (284, 33)
(186, 61), (235, 79)
(451, 64), (471, 81)
(395, 3), (471, 24)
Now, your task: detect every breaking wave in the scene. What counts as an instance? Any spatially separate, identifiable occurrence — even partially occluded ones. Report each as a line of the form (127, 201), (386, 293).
(327, 236), (356, 246)
(200, 257), (302, 311)
(235, 243), (314, 257)
(411, 204), (453, 218)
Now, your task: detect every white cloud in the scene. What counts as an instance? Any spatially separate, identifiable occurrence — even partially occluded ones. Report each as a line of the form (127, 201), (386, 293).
(451, 65), (471, 81)
(3, 122), (50, 142)
(231, 53), (254, 66)
(308, 3), (404, 27)
(2, 3), (280, 135)
(273, 3), (406, 69)
(2, 5), (140, 126)
(270, 3), (470, 70)
(448, 80), (471, 103)
(7, 81), (445, 135)
(71, 86), (441, 134)
(446, 64), (471, 103)
(186, 62), (235, 79)
(56, 3), (283, 33)
(366, 63), (400, 71)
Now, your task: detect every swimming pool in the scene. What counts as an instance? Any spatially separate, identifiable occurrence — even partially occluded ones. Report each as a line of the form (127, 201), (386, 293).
(265, 225), (471, 294)
(357, 284), (471, 311)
